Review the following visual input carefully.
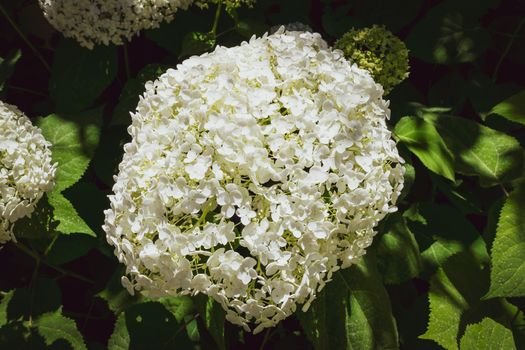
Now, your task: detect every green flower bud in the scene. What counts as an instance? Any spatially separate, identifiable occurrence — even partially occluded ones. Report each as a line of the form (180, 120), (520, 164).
(335, 25), (409, 94)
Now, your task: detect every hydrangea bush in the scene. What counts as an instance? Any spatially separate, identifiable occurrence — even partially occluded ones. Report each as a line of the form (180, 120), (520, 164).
(103, 28), (404, 332)
(38, 0), (195, 48)
(0, 101), (56, 243)
(1, 1), (524, 349)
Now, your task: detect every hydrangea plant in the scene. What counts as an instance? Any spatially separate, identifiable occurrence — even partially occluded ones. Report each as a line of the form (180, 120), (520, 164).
(103, 28), (404, 333)
(0, 101), (56, 243)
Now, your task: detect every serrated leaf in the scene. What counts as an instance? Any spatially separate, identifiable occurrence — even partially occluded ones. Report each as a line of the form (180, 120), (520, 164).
(375, 213), (423, 284)
(36, 308), (87, 350)
(298, 254), (399, 350)
(420, 253), (484, 350)
(406, 203), (487, 269)
(37, 109), (102, 192)
(486, 181), (525, 298)
(108, 313), (130, 350)
(395, 116), (456, 181)
(490, 90), (525, 126)
(425, 114), (524, 187)
(0, 49), (21, 91)
(47, 192), (94, 236)
(406, 0), (492, 64)
(49, 39), (117, 112)
(459, 318), (516, 350)
(194, 295), (225, 350)
(0, 290), (14, 327)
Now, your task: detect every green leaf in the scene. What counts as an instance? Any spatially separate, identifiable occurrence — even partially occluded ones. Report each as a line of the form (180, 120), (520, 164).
(112, 64), (167, 126)
(298, 254), (399, 350)
(395, 116), (455, 181)
(158, 296), (194, 324)
(0, 49), (21, 91)
(406, 0), (492, 64)
(97, 268), (141, 314)
(0, 291), (14, 327)
(425, 114), (524, 187)
(406, 202), (487, 269)
(180, 31), (216, 58)
(49, 39), (117, 112)
(124, 302), (193, 349)
(486, 181), (525, 298)
(36, 308), (87, 350)
(37, 108), (102, 192)
(420, 253), (485, 350)
(194, 295), (225, 350)
(375, 213), (423, 284)
(459, 318), (516, 350)
(108, 313), (130, 350)
(47, 192), (94, 236)
(490, 90), (525, 126)
(45, 231), (97, 265)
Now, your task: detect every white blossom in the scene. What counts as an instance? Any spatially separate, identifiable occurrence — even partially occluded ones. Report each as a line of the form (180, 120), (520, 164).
(103, 28), (404, 332)
(38, 0), (194, 49)
(0, 102), (56, 243)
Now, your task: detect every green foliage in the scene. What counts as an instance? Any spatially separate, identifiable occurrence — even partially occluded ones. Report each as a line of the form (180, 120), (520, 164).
(299, 254), (399, 350)
(0, 48), (21, 91)
(459, 318), (516, 350)
(395, 116), (456, 181)
(49, 39), (117, 112)
(36, 308), (87, 350)
(490, 90), (525, 126)
(486, 181), (525, 298)
(1, 1), (525, 349)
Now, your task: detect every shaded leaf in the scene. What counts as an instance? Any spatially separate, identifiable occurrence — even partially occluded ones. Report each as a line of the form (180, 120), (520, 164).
(395, 116), (455, 181)
(406, 0), (492, 64)
(375, 213), (423, 284)
(299, 254), (399, 350)
(486, 181), (525, 298)
(194, 295), (226, 350)
(0, 49), (21, 91)
(426, 114), (524, 187)
(459, 318), (516, 350)
(180, 31), (216, 59)
(49, 39), (117, 112)
(45, 234), (97, 266)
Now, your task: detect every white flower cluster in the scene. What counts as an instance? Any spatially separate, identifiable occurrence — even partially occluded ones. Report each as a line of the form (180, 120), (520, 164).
(0, 102), (56, 244)
(103, 28), (404, 333)
(38, 0), (194, 49)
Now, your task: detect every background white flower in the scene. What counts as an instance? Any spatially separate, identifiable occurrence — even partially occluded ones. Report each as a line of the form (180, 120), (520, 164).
(0, 101), (56, 244)
(104, 28), (404, 332)
(38, 0), (195, 49)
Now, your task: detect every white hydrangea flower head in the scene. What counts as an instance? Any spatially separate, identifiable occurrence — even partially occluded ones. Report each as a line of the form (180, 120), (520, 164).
(38, 0), (195, 49)
(104, 28), (404, 333)
(0, 102), (56, 244)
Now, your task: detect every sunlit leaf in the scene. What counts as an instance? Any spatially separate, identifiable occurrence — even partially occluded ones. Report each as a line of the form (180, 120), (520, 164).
(490, 90), (525, 126)
(459, 318), (516, 350)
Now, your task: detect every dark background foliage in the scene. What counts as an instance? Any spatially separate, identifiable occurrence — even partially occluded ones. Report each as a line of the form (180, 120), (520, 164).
(1, 0), (525, 349)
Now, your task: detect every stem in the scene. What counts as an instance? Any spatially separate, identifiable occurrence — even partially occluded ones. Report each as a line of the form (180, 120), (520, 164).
(7, 85), (48, 97)
(0, 3), (51, 73)
(211, 2), (223, 36)
(259, 329), (272, 350)
(15, 242), (95, 284)
(44, 234), (59, 256)
(492, 17), (525, 82)
(123, 44), (131, 80)
(500, 184), (509, 198)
